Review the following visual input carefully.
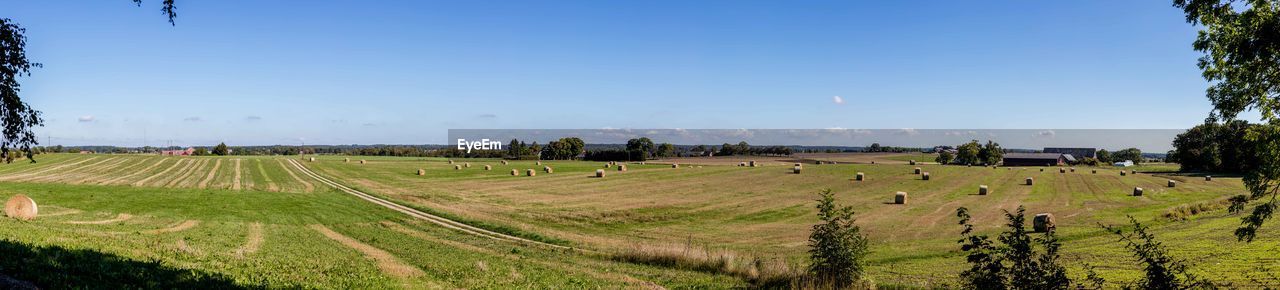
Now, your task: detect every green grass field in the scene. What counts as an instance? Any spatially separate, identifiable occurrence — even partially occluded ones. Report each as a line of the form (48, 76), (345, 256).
(1, 153), (1277, 288)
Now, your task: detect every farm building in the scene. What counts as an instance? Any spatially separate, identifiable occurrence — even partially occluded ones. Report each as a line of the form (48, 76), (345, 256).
(160, 147), (195, 156)
(1002, 153), (1067, 166)
(1043, 147), (1097, 159)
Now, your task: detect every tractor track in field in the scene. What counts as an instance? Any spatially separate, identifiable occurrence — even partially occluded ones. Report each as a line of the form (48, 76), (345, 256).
(285, 159), (572, 250)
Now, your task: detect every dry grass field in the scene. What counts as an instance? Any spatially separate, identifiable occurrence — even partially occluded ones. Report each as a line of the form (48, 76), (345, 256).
(1, 153), (1277, 288)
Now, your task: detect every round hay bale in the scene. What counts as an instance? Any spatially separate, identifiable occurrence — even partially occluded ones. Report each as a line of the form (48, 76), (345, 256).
(979, 185), (989, 195)
(921, 172), (930, 180)
(417, 169), (426, 176)
(501, 160), (509, 165)
(1168, 180), (1176, 187)
(909, 160), (917, 165)
(1205, 175), (1213, 181)
(1026, 177), (1034, 185)
(596, 169), (605, 178)
(739, 162), (746, 167)
(794, 163), (802, 167)
(536, 161), (542, 166)
(672, 163), (679, 169)
(1040, 168), (1044, 172)
(344, 158), (350, 163)
(526, 169), (536, 177)
(464, 163), (470, 168)
(1059, 168), (1066, 173)
(4, 194), (37, 221)
(793, 166), (802, 174)
(855, 172), (865, 181)
(618, 164), (627, 171)
(454, 165), (462, 170)
(815, 160), (822, 165)
(749, 160), (756, 167)
(894, 192), (908, 204)
(511, 169), (519, 176)
(870, 161), (876, 164)
(484, 165), (492, 171)
(1131, 170), (1137, 175)
(449, 160), (454, 164)
(544, 166), (553, 173)
(1092, 169), (1097, 174)
(914, 167), (922, 174)
(1033, 213), (1055, 232)
(309, 157), (316, 162)
(1133, 187), (1144, 196)
(359, 160), (366, 164)
(1070, 167), (1076, 172)
(1120, 171), (1127, 176)
(605, 163), (611, 168)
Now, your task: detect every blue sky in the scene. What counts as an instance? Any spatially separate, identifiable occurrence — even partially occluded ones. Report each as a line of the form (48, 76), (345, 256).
(2, 1), (1231, 146)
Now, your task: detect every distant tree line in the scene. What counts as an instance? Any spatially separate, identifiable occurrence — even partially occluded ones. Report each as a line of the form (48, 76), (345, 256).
(864, 143), (921, 153)
(1168, 120), (1259, 173)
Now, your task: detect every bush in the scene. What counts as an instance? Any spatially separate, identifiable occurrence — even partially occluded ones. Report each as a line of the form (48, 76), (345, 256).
(808, 189), (870, 287)
(955, 206), (1075, 289)
(1102, 216), (1219, 289)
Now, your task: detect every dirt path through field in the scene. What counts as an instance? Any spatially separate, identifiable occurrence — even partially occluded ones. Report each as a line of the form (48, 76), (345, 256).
(309, 224), (425, 278)
(65, 213), (134, 225)
(144, 220), (200, 234)
(276, 159), (315, 192)
(198, 159), (223, 188)
(232, 159), (243, 191)
(234, 222), (264, 257)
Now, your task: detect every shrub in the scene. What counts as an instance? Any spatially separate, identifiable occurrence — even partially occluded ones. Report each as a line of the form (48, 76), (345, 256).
(808, 189), (870, 287)
(955, 206), (1073, 289)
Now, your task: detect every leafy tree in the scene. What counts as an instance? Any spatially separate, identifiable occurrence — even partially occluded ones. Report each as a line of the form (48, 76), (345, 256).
(212, 142), (228, 156)
(0, 1), (177, 163)
(936, 150), (955, 165)
(1111, 148), (1144, 165)
(1097, 149), (1113, 163)
(192, 147), (209, 156)
(978, 140), (1004, 166)
(1102, 217), (1218, 289)
(808, 189), (869, 287)
(1174, 0), (1280, 242)
(955, 206), (1072, 289)
(626, 137), (655, 157)
(955, 140), (982, 166)
(868, 143), (882, 152)
(655, 143), (676, 158)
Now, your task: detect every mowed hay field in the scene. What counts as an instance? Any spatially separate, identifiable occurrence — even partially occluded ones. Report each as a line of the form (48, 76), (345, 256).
(302, 154), (1280, 287)
(0, 154), (734, 288)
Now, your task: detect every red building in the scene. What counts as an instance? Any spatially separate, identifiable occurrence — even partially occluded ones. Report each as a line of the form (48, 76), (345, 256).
(160, 147), (195, 156)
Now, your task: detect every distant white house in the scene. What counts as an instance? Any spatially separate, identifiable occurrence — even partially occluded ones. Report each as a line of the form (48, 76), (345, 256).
(1113, 160), (1135, 167)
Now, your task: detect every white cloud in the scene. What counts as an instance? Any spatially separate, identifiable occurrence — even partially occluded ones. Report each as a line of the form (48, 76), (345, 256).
(245, 116), (263, 122)
(832, 96), (844, 105)
(895, 128), (919, 136)
(183, 117), (202, 122)
(78, 115), (95, 122)
(1034, 130), (1056, 138)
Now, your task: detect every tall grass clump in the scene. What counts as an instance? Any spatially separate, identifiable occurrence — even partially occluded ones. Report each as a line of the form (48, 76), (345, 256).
(610, 241), (800, 286)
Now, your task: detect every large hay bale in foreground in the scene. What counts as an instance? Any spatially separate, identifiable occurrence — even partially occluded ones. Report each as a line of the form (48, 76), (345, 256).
(1026, 177), (1034, 185)
(921, 172), (930, 180)
(4, 194), (37, 221)
(618, 165), (627, 171)
(1205, 175), (1213, 181)
(511, 169), (519, 176)
(526, 169), (536, 176)
(979, 185), (989, 195)
(793, 166), (802, 174)
(1133, 187), (1144, 196)
(855, 172), (865, 181)
(417, 169), (426, 176)
(596, 169), (605, 178)
(914, 167), (922, 174)
(1168, 180), (1176, 187)
(894, 192), (908, 204)
(1033, 213), (1055, 232)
